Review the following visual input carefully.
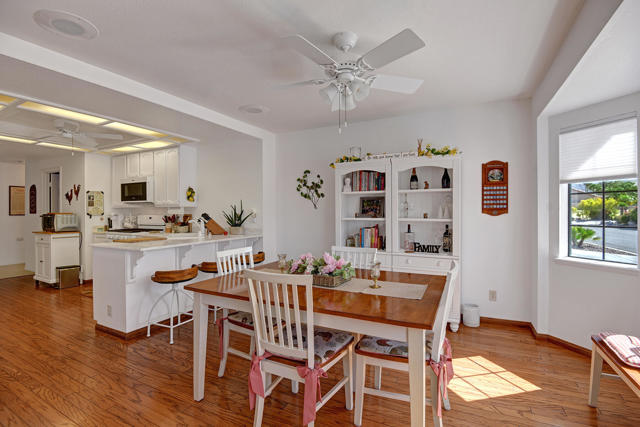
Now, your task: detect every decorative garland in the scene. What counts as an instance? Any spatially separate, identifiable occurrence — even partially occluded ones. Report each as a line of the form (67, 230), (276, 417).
(329, 142), (460, 168)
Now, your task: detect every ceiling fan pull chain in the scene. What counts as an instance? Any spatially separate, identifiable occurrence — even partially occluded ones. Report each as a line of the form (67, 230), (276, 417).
(344, 90), (348, 128)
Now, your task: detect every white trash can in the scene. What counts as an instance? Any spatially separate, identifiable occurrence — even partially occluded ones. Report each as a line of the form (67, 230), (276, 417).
(462, 304), (480, 327)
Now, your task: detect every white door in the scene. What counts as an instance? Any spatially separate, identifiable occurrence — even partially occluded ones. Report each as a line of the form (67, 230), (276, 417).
(139, 151), (154, 176)
(153, 150), (167, 205)
(165, 148), (179, 206)
(126, 153), (140, 177)
(112, 156), (126, 206)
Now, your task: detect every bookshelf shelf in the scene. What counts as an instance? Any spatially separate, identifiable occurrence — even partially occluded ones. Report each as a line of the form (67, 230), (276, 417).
(342, 190), (385, 196)
(398, 218), (452, 223)
(398, 188), (452, 194)
(342, 217), (385, 221)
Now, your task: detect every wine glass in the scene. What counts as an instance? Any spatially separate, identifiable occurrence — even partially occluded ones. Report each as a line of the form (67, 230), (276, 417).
(277, 254), (287, 273)
(369, 261), (382, 289)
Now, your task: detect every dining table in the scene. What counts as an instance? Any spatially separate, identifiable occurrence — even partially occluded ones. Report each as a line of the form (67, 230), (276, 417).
(185, 261), (448, 427)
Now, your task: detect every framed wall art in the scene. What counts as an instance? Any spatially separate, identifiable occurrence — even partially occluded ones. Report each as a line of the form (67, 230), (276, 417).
(9, 185), (25, 216)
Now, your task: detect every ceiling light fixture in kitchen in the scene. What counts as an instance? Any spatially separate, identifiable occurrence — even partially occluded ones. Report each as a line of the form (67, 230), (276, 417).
(0, 134), (37, 144)
(111, 146), (141, 152)
(33, 10), (99, 40)
(104, 122), (166, 138)
(134, 141), (172, 149)
(18, 101), (108, 125)
(0, 94), (17, 105)
(37, 142), (90, 152)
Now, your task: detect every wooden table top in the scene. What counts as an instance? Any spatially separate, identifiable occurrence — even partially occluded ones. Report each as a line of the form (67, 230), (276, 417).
(185, 262), (446, 330)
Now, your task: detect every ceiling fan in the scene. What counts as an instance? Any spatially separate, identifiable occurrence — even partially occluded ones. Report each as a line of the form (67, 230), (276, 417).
(38, 118), (123, 148)
(283, 28), (426, 132)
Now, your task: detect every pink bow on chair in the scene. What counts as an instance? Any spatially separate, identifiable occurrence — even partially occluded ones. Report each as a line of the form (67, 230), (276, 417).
(429, 338), (454, 418)
(296, 365), (328, 425)
(248, 352), (272, 410)
(215, 316), (228, 358)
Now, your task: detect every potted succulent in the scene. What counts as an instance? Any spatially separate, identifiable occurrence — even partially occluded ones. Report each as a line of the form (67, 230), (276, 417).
(222, 201), (252, 235)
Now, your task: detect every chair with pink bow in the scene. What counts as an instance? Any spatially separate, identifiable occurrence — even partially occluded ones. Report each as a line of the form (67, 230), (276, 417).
(353, 261), (458, 427)
(244, 269), (355, 426)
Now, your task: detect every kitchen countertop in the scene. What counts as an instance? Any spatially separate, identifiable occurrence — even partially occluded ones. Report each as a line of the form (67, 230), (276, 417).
(33, 231), (81, 234)
(90, 233), (262, 252)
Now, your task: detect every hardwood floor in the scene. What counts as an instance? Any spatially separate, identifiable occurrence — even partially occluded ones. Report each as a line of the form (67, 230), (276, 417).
(0, 275), (638, 426)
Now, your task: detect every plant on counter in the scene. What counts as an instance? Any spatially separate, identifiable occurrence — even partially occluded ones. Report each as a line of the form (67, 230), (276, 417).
(222, 200), (252, 227)
(296, 170), (325, 209)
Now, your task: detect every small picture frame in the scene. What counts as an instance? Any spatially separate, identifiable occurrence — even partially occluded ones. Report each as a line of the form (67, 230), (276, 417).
(9, 186), (25, 216)
(359, 197), (384, 218)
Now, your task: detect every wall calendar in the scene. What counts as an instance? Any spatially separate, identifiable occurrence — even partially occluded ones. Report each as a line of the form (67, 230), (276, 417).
(482, 160), (508, 216)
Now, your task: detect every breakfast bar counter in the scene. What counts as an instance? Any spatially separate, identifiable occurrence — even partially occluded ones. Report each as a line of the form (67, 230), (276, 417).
(90, 233), (263, 337)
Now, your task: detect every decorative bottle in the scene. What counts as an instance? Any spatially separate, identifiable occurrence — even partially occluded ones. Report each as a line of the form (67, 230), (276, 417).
(404, 224), (415, 253)
(442, 225), (452, 253)
(410, 168), (419, 190)
(441, 168), (451, 189)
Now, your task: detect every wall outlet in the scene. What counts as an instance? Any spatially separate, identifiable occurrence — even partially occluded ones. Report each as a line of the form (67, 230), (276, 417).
(489, 290), (497, 302)
(107, 305), (112, 317)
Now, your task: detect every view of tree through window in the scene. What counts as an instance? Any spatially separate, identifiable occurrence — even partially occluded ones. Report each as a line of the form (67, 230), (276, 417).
(569, 179), (638, 264)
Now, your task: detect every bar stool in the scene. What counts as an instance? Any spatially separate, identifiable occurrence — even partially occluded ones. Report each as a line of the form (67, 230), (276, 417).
(147, 266), (198, 344)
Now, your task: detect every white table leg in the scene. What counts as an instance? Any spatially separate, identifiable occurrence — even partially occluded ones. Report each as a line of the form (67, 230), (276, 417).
(407, 328), (426, 427)
(193, 293), (208, 401)
(588, 343), (603, 407)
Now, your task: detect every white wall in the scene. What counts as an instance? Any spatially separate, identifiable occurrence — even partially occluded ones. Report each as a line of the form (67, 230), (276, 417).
(0, 161), (26, 266)
(83, 153), (112, 280)
(24, 153), (85, 272)
(544, 91), (640, 348)
(276, 99), (536, 322)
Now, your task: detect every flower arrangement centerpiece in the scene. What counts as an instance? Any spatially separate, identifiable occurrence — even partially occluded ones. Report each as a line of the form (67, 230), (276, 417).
(287, 252), (356, 288)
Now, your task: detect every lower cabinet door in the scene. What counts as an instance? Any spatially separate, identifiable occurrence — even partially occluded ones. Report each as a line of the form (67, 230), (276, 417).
(36, 243), (51, 280)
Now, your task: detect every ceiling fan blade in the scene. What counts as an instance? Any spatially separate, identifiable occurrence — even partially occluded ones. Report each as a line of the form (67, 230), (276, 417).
(371, 74), (424, 94)
(85, 132), (123, 140)
(285, 35), (337, 66)
(359, 29), (425, 70)
(274, 79), (329, 90)
(75, 133), (98, 147)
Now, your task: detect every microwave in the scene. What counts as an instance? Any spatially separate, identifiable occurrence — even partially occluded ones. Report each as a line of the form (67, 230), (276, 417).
(120, 176), (154, 203)
(41, 213), (79, 232)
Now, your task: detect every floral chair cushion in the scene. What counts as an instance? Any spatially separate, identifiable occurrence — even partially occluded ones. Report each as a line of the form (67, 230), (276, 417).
(227, 311), (282, 330)
(279, 327), (355, 366)
(355, 334), (434, 360)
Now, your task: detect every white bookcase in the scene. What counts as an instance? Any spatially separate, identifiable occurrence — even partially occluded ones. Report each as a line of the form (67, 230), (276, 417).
(334, 155), (462, 331)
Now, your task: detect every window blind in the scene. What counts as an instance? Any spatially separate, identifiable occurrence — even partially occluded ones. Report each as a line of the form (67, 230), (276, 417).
(559, 117), (638, 184)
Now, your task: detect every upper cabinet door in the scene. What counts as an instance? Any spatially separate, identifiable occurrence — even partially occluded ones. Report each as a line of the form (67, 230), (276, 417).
(165, 148), (180, 206)
(126, 153), (140, 177)
(153, 150), (167, 205)
(139, 152), (154, 176)
(111, 156), (126, 206)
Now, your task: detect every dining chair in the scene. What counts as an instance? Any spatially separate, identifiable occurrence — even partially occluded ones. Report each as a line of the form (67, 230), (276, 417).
(353, 261), (459, 427)
(244, 269), (355, 426)
(331, 246), (377, 269)
(216, 246), (255, 377)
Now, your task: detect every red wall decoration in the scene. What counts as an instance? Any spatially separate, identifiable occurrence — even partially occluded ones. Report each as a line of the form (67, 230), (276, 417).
(482, 160), (508, 216)
(29, 184), (37, 214)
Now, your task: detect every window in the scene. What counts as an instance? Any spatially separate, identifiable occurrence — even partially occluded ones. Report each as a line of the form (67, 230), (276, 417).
(560, 117), (638, 265)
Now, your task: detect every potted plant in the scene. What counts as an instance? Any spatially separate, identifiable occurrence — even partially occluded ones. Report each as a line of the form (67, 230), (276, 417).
(286, 252), (355, 287)
(222, 201), (252, 235)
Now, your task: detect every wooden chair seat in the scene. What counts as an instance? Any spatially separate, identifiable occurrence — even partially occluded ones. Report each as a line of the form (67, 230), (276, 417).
(151, 266), (198, 284)
(198, 252), (265, 274)
(589, 334), (640, 407)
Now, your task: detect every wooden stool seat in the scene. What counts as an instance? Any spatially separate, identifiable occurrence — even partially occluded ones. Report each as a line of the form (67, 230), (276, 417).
(589, 334), (640, 407)
(151, 266), (198, 284)
(197, 251), (266, 274)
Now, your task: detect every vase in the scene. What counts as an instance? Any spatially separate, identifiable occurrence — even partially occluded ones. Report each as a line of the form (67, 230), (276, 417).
(229, 226), (244, 235)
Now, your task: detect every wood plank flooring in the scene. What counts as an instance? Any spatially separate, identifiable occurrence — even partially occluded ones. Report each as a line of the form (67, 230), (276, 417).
(0, 275), (638, 426)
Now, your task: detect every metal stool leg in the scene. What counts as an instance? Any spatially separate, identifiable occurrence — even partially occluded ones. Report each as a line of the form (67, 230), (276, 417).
(147, 288), (174, 337)
(169, 286), (177, 344)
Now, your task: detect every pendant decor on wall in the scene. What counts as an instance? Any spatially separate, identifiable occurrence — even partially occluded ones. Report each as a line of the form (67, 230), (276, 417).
(296, 170), (325, 209)
(482, 160), (508, 216)
(86, 190), (104, 218)
(73, 184), (81, 200)
(29, 184), (36, 214)
(65, 189), (73, 205)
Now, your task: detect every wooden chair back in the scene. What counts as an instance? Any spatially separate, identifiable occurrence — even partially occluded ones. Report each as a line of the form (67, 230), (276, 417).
(244, 270), (315, 368)
(430, 260), (459, 363)
(216, 246), (254, 276)
(331, 246), (377, 269)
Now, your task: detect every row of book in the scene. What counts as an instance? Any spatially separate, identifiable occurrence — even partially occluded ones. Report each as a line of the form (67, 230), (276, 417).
(355, 224), (383, 249)
(348, 171), (385, 192)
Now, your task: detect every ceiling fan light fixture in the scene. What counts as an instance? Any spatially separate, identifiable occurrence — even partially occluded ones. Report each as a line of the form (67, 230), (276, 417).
(319, 84), (338, 105)
(351, 80), (371, 102)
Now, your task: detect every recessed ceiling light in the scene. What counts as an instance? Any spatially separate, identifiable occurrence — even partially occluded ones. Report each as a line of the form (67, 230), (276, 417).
(18, 101), (108, 124)
(38, 142), (90, 152)
(33, 10), (99, 40)
(167, 136), (189, 143)
(0, 94), (16, 105)
(104, 122), (166, 138)
(239, 104), (270, 114)
(134, 141), (173, 149)
(111, 146), (141, 152)
(0, 134), (37, 144)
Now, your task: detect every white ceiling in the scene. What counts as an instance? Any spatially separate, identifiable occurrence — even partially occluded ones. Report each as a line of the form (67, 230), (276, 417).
(545, 0), (640, 116)
(0, 0), (583, 133)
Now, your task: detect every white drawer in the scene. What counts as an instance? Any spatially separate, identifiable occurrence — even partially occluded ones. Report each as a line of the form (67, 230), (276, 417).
(393, 255), (453, 272)
(376, 253), (392, 269)
(35, 234), (51, 243)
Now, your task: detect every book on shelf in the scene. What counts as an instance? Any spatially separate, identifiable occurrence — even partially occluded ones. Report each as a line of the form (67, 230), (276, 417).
(352, 224), (383, 249)
(350, 171), (385, 192)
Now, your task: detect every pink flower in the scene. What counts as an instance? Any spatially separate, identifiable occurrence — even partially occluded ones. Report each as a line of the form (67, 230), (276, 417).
(300, 252), (314, 262)
(290, 260), (301, 273)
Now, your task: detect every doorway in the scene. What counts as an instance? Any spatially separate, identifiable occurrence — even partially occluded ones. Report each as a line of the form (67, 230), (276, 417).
(47, 171), (60, 213)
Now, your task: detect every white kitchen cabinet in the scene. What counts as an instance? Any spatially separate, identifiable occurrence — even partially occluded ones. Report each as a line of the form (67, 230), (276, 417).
(139, 151), (154, 176)
(126, 153), (140, 177)
(33, 232), (80, 285)
(165, 148), (180, 205)
(153, 150), (167, 205)
(153, 145), (197, 207)
(111, 155), (126, 207)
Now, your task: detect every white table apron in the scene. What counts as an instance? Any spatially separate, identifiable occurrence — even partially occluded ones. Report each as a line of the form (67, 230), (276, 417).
(193, 292), (433, 427)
